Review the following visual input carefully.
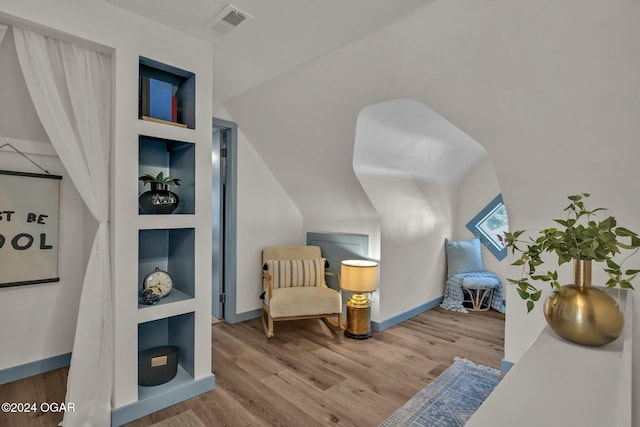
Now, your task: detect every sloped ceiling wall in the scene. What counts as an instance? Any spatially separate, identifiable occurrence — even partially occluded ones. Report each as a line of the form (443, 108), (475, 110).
(354, 99), (490, 321)
(354, 99), (487, 183)
(222, 0), (640, 380)
(222, 47), (381, 240)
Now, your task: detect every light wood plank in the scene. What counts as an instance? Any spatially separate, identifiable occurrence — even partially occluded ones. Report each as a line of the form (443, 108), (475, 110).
(148, 409), (206, 427)
(0, 307), (504, 427)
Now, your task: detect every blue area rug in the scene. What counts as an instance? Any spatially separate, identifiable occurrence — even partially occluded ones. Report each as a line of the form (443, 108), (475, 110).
(380, 358), (501, 427)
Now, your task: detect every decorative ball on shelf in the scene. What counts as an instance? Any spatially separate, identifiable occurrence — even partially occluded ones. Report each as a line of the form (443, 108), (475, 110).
(142, 286), (163, 305)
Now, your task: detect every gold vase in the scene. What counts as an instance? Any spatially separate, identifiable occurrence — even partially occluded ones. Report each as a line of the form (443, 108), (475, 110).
(543, 259), (624, 346)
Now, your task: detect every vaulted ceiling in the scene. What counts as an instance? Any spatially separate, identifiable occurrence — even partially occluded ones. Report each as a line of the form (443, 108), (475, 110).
(105, 0), (430, 101)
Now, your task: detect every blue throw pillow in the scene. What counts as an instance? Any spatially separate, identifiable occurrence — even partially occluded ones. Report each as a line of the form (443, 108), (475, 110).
(445, 238), (484, 277)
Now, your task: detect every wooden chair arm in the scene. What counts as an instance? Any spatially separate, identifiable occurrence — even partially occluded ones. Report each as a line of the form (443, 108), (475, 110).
(262, 271), (273, 300)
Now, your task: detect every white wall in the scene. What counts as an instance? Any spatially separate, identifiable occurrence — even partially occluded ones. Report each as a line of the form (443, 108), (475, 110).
(221, 2), (640, 418)
(222, 0), (640, 372)
(357, 173), (456, 321)
(0, 144), (91, 369)
(222, 40), (381, 253)
(351, 98), (494, 322)
(0, 28), (47, 143)
(454, 157), (506, 279)
(235, 126), (304, 313)
(0, 28), (94, 370)
(214, 105), (304, 315)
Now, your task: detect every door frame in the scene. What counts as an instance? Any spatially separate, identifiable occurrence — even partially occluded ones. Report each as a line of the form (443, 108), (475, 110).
(212, 117), (238, 322)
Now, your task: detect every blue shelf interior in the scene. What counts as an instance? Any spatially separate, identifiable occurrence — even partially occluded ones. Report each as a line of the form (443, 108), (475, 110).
(139, 56), (196, 129)
(138, 228), (195, 305)
(138, 311), (195, 385)
(138, 136), (195, 215)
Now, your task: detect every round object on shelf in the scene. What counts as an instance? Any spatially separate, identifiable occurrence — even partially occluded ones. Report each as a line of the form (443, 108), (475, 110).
(141, 286), (163, 305)
(143, 267), (173, 297)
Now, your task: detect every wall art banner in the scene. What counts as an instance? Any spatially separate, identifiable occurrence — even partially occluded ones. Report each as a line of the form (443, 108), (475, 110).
(0, 170), (62, 287)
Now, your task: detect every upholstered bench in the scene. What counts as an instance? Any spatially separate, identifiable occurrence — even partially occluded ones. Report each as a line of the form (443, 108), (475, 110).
(440, 237), (506, 314)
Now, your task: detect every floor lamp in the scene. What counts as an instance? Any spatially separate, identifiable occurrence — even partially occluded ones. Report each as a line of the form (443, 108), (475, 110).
(340, 260), (378, 339)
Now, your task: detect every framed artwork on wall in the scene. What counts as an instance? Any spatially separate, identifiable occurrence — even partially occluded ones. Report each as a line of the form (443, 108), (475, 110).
(466, 194), (509, 261)
(0, 170), (62, 287)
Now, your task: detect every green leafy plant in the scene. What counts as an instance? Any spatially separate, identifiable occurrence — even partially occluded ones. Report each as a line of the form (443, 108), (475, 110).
(500, 193), (640, 312)
(139, 171), (181, 188)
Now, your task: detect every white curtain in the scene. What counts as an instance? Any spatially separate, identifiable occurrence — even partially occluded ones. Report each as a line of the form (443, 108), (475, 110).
(13, 27), (113, 427)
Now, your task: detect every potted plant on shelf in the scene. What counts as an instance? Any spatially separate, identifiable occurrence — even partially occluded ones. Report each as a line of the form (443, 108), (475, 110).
(500, 193), (640, 346)
(138, 171), (181, 214)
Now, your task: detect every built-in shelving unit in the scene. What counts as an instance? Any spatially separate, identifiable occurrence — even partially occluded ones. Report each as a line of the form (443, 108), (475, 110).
(111, 51), (213, 426)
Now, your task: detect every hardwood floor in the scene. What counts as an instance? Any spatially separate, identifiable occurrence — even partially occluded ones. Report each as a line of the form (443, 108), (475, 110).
(0, 308), (504, 427)
(0, 364), (69, 427)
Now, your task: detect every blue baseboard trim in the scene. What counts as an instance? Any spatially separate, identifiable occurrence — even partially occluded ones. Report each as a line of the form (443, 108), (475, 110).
(501, 358), (514, 373)
(0, 352), (71, 385)
(111, 374), (215, 427)
(227, 308), (261, 324)
(371, 297), (444, 332)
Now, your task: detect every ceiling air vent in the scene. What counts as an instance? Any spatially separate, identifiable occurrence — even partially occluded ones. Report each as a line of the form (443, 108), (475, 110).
(207, 4), (254, 37)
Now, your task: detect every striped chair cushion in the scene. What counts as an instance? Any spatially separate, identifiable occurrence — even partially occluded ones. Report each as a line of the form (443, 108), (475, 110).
(265, 258), (326, 288)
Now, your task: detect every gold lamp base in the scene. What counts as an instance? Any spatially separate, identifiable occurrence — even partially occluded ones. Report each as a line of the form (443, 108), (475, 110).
(345, 293), (372, 339)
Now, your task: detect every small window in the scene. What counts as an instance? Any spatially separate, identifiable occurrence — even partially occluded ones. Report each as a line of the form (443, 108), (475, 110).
(466, 194), (509, 260)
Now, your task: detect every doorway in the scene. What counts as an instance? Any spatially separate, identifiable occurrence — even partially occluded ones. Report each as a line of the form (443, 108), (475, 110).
(212, 118), (237, 322)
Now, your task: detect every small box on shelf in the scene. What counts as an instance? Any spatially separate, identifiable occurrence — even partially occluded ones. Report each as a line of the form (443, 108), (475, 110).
(138, 345), (180, 386)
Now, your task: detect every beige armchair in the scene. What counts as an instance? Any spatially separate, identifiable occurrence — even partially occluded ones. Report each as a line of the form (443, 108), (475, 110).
(261, 246), (343, 338)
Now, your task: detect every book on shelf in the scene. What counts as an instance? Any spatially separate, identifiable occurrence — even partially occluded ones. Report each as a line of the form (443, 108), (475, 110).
(140, 77), (173, 122)
(140, 77), (186, 127)
(172, 96), (178, 123)
(141, 116), (188, 128)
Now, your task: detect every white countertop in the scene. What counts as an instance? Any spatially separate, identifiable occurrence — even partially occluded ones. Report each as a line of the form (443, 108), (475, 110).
(466, 289), (632, 427)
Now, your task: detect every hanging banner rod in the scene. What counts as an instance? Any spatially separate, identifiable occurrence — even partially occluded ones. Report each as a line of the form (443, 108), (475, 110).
(0, 138), (57, 174)
(0, 138), (57, 157)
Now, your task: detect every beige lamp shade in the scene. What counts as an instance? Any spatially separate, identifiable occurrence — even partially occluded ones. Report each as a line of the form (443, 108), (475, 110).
(340, 260), (378, 293)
